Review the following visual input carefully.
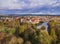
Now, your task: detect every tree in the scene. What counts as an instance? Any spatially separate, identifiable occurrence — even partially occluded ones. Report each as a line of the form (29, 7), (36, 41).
(19, 25), (25, 34)
(35, 26), (51, 44)
(17, 37), (24, 44)
(50, 28), (57, 44)
(28, 26), (51, 44)
(24, 41), (32, 44)
(48, 20), (57, 44)
(0, 32), (6, 44)
(9, 36), (24, 44)
(55, 23), (60, 44)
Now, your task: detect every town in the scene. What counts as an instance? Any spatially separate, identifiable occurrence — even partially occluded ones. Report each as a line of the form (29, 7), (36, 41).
(0, 16), (60, 24)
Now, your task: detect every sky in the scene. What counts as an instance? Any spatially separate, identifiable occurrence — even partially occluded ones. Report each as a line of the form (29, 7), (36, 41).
(0, 0), (60, 15)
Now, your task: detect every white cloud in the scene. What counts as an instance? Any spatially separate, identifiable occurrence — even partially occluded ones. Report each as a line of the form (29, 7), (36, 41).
(28, 0), (57, 7)
(0, 0), (60, 9)
(52, 3), (60, 7)
(0, 0), (27, 9)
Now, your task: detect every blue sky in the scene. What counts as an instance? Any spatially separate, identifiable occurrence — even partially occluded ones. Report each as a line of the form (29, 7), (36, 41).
(0, 0), (60, 15)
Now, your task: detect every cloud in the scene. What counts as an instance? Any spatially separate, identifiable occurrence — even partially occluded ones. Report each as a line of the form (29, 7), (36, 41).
(0, 0), (59, 9)
(52, 3), (60, 7)
(0, 0), (28, 9)
(0, 0), (60, 15)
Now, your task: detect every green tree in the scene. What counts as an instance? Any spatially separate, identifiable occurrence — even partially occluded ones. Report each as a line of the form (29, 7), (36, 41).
(36, 26), (51, 44)
(19, 25), (25, 34)
(30, 26), (51, 44)
(48, 20), (57, 44)
(9, 36), (24, 44)
(55, 23), (60, 44)
(50, 28), (57, 44)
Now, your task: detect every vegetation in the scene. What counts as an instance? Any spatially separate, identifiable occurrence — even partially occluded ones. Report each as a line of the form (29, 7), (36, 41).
(0, 17), (60, 44)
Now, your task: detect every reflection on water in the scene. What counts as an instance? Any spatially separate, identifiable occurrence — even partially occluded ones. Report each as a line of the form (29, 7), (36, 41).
(37, 22), (48, 30)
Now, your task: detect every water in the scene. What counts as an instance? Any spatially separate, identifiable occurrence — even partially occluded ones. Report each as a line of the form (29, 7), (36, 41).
(37, 22), (48, 30)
